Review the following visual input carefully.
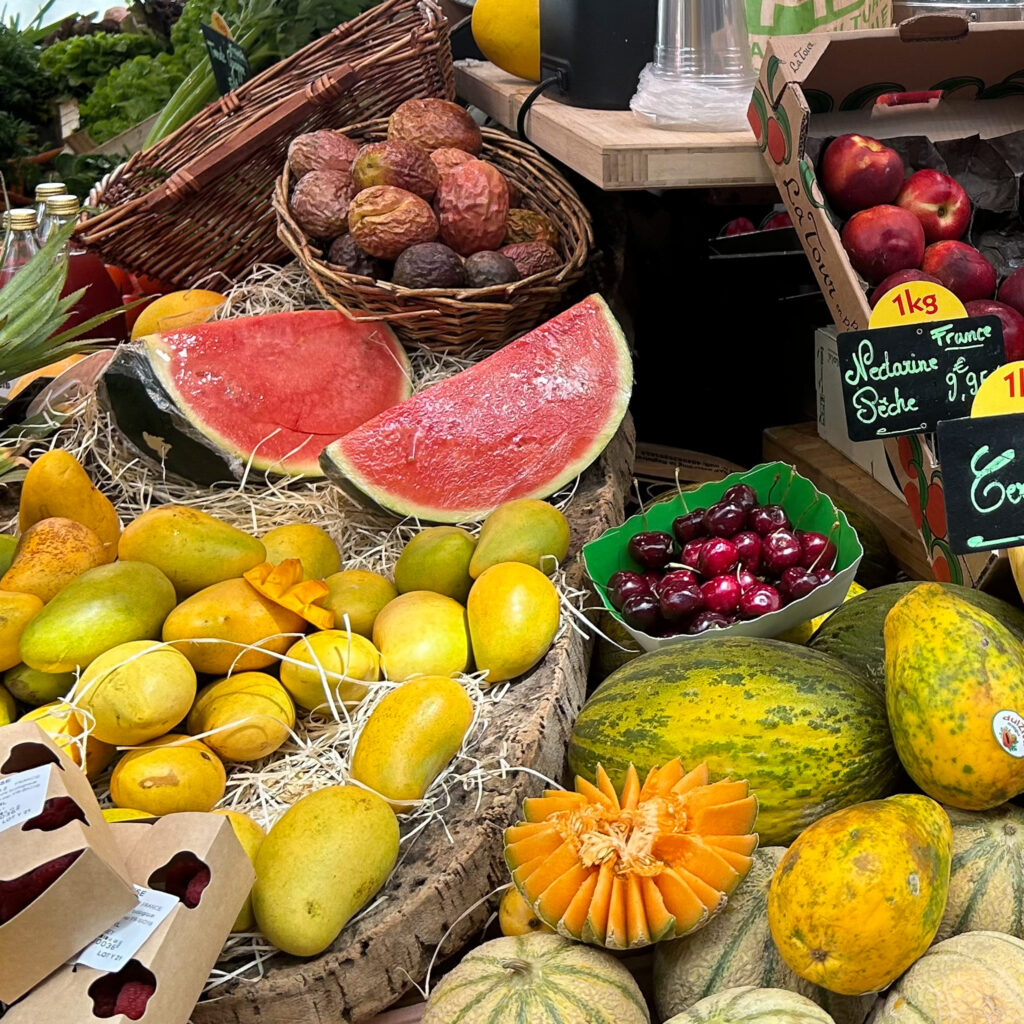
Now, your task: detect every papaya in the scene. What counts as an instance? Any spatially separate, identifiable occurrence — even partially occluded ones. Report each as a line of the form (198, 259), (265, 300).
(885, 583), (1024, 810)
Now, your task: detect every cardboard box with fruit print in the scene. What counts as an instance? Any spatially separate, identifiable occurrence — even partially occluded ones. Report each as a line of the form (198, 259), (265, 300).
(749, 15), (1024, 585)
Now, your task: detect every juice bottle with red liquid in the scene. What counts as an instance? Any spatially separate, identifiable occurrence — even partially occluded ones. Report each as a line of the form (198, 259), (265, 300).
(43, 194), (126, 343)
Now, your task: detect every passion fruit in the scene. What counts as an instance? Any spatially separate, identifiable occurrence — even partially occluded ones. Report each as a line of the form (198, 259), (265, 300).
(436, 160), (509, 256)
(287, 131), (359, 180)
(430, 147), (475, 176)
(349, 185), (439, 260)
(504, 209), (559, 247)
(352, 141), (439, 200)
(464, 251), (520, 288)
(289, 170), (355, 239)
(500, 241), (561, 278)
(392, 242), (467, 289)
(388, 98), (482, 154)
(326, 235), (388, 279)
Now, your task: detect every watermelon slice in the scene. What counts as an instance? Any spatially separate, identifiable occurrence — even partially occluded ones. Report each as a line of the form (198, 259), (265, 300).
(102, 311), (410, 482)
(321, 295), (632, 521)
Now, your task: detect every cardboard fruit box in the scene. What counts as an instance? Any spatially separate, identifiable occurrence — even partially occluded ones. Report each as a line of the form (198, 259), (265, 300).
(751, 15), (1024, 587)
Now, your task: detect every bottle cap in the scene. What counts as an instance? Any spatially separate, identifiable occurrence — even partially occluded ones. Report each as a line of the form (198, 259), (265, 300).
(45, 194), (80, 217)
(7, 209), (37, 231)
(34, 182), (67, 200)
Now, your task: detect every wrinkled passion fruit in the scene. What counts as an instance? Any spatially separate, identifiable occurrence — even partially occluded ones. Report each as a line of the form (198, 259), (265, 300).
(351, 141), (440, 200)
(392, 242), (467, 289)
(500, 241), (562, 278)
(287, 131), (359, 180)
(430, 147), (475, 176)
(289, 170), (355, 239)
(348, 185), (439, 259)
(388, 98), (482, 154)
(464, 251), (520, 288)
(327, 235), (388, 279)
(436, 160), (509, 257)
(505, 209), (559, 247)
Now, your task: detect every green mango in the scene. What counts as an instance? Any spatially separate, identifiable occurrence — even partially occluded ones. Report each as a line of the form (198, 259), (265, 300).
(4, 662), (75, 706)
(0, 535), (18, 577)
(394, 527), (476, 603)
(20, 561), (176, 673)
(469, 499), (569, 578)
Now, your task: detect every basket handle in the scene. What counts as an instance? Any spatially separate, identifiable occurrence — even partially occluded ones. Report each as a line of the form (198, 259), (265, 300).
(145, 64), (360, 212)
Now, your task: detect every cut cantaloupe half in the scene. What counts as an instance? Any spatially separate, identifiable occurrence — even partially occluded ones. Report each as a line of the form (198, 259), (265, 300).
(243, 560), (334, 630)
(503, 759), (758, 950)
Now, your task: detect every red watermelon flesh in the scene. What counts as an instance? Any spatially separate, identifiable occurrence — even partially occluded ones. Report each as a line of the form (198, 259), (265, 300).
(143, 311), (410, 477)
(321, 295), (632, 521)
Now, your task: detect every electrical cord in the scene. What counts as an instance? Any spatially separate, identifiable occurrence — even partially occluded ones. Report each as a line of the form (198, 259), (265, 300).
(516, 75), (563, 142)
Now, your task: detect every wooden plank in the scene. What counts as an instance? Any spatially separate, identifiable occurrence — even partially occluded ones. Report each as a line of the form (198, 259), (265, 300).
(763, 423), (934, 582)
(455, 62), (772, 190)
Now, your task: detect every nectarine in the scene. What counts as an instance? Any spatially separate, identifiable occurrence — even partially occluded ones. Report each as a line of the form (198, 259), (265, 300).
(921, 240), (996, 302)
(821, 134), (904, 214)
(841, 205), (925, 285)
(896, 169), (970, 242)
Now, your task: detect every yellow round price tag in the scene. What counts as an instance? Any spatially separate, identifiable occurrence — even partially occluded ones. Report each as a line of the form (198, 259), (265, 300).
(868, 280), (966, 329)
(971, 360), (1024, 418)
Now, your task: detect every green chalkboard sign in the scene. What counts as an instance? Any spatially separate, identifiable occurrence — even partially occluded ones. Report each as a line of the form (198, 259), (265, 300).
(201, 23), (251, 95)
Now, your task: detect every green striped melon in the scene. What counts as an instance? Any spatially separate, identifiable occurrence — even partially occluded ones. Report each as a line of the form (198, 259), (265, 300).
(664, 986), (836, 1023)
(421, 933), (650, 1024)
(935, 803), (1024, 942)
(653, 849), (874, 1024)
(870, 931), (1024, 1022)
(568, 637), (899, 845)
(808, 581), (1024, 696)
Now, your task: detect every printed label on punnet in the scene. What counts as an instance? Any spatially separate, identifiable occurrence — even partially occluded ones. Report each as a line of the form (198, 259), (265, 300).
(0, 763), (51, 834)
(76, 886), (175, 970)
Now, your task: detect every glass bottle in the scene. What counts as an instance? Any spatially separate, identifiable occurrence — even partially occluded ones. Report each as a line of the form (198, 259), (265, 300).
(34, 182), (67, 243)
(0, 209), (40, 288)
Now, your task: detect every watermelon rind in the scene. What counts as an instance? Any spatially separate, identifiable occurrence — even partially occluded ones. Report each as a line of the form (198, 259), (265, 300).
(321, 295), (633, 522)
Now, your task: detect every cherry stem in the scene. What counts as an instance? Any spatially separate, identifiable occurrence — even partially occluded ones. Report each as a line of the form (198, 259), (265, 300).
(794, 495), (817, 529)
(768, 473), (781, 504)
(674, 468), (689, 511)
(809, 518), (841, 573)
(632, 478), (648, 529)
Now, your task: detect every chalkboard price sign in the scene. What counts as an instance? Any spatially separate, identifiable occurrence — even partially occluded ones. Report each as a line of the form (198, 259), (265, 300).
(937, 412), (1024, 554)
(201, 23), (251, 95)
(837, 316), (1005, 441)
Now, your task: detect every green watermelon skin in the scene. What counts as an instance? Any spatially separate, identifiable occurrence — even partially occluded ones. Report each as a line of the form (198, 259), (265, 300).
(321, 295), (632, 522)
(568, 637), (900, 846)
(808, 582), (1024, 696)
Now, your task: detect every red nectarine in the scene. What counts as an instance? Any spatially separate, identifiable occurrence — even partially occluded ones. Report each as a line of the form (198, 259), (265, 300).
(821, 134), (905, 214)
(841, 205), (925, 285)
(896, 169), (970, 242)
(869, 268), (943, 308)
(998, 265), (1024, 317)
(965, 299), (1024, 362)
(921, 240), (996, 302)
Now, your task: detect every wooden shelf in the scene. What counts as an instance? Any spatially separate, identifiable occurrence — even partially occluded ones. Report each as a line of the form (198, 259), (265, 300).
(455, 61), (772, 191)
(763, 423), (933, 582)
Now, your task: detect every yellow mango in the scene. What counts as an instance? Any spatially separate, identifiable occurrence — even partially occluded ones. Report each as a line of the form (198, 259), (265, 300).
(0, 591), (44, 672)
(467, 563), (559, 684)
(19, 561), (176, 673)
(280, 630), (381, 710)
(0, 535), (17, 576)
(4, 663), (75, 706)
(886, 583), (1024, 810)
(20, 702), (116, 779)
(350, 676), (473, 809)
(162, 578), (306, 676)
(1, 518), (107, 602)
(262, 524), (340, 580)
(322, 570), (397, 638)
(252, 786), (399, 956)
(110, 734), (226, 815)
(394, 527), (476, 603)
(0, 683), (15, 726)
(102, 807), (154, 822)
(119, 506), (266, 599)
(73, 640), (197, 745)
(213, 809), (266, 931)
(372, 591), (471, 681)
(19, 449), (120, 563)
(188, 672), (295, 762)
(768, 794), (952, 996)
(469, 499), (570, 578)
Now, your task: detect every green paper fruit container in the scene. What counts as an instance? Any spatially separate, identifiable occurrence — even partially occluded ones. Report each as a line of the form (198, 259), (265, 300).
(583, 461), (863, 653)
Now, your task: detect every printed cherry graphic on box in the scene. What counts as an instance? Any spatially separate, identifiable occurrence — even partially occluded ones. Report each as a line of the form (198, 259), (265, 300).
(147, 851), (211, 909)
(88, 960), (157, 1020)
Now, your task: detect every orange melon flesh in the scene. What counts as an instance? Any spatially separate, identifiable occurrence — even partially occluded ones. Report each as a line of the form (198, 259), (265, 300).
(503, 757), (759, 950)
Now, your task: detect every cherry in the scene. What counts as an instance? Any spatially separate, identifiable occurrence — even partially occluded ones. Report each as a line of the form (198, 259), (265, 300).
(621, 593), (662, 632)
(733, 531), (762, 571)
(699, 538), (739, 577)
(680, 538), (707, 569)
(817, 568), (836, 584)
(628, 531), (675, 570)
(672, 509), (707, 545)
(704, 502), (747, 538)
(749, 504), (790, 536)
(778, 566), (822, 602)
(736, 568), (759, 591)
(798, 531), (837, 571)
(606, 571), (649, 610)
(660, 568), (699, 591)
(700, 575), (742, 615)
(739, 582), (783, 618)
(687, 610), (731, 634)
(723, 483), (757, 512)
(660, 582), (703, 622)
(761, 529), (803, 574)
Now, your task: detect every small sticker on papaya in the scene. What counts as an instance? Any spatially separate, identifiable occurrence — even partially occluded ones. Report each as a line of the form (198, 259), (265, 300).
(992, 710), (1024, 758)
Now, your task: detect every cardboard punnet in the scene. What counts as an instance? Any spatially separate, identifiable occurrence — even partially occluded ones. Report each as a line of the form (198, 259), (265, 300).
(4, 812), (254, 1024)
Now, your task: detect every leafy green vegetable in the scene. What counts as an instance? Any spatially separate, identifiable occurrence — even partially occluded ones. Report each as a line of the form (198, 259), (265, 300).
(79, 52), (185, 143)
(0, 23), (57, 158)
(41, 33), (167, 97)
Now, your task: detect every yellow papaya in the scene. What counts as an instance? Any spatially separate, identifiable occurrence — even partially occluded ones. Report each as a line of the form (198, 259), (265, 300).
(885, 583), (1024, 810)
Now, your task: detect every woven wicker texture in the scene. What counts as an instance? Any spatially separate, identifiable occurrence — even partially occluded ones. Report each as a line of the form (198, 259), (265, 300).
(79, 0), (453, 287)
(275, 120), (593, 351)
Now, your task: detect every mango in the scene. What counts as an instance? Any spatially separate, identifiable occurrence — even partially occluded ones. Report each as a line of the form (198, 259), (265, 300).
(162, 578), (306, 676)
(188, 672), (295, 762)
(252, 786), (399, 956)
(19, 449), (121, 563)
(118, 506), (266, 599)
(20, 561), (176, 673)
(467, 563), (559, 683)
(4, 663), (75, 706)
(0, 535), (17, 576)
(262, 524), (340, 580)
(102, 807), (154, 822)
(213, 809), (266, 931)
(322, 569), (397, 638)
(280, 630), (381, 710)
(350, 676), (473, 809)
(469, 499), (570, 578)
(373, 591), (471, 681)
(21, 702), (115, 779)
(0, 683), (15, 726)
(73, 640), (197, 745)
(110, 734), (226, 815)
(1, 518), (107, 602)
(498, 886), (554, 936)
(394, 527), (476, 603)
(0, 591), (44, 672)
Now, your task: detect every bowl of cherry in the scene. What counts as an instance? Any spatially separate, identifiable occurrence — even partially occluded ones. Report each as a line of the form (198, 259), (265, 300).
(583, 462), (863, 651)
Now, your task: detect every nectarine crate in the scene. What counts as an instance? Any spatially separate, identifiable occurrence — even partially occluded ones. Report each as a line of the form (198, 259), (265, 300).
(274, 120), (593, 351)
(76, 0), (453, 288)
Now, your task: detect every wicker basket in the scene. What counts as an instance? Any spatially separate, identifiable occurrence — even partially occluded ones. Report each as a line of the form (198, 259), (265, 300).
(274, 120), (593, 351)
(78, 0), (452, 288)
